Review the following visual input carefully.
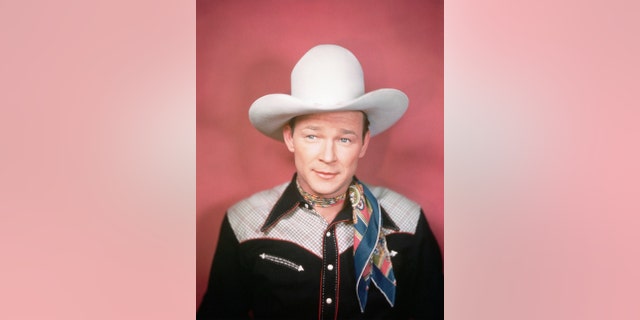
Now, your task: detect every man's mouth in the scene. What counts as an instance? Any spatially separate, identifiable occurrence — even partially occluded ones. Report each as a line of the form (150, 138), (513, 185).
(314, 170), (338, 179)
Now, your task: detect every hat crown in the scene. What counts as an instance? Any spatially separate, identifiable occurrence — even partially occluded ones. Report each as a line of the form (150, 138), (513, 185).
(291, 45), (365, 106)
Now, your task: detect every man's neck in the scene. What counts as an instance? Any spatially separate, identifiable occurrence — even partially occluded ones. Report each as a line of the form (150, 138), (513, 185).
(314, 202), (346, 223)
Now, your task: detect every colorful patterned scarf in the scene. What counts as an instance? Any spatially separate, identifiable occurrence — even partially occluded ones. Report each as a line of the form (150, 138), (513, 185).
(349, 181), (396, 312)
(296, 180), (346, 208)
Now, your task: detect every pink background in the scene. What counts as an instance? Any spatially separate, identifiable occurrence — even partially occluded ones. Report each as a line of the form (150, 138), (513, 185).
(2, 0), (640, 319)
(196, 0), (444, 307)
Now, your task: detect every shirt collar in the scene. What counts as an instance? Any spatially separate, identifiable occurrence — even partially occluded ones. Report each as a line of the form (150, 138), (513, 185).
(260, 174), (400, 232)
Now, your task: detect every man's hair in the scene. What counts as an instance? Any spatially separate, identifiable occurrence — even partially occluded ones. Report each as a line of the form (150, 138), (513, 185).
(287, 112), (370, 141)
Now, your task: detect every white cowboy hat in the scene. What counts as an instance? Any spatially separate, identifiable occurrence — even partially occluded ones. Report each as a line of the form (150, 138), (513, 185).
(248, 44), (409, 141)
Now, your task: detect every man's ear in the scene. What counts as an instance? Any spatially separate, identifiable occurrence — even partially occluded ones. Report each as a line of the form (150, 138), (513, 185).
(283, 125), (295, 152)
(359, 131), (371, 158)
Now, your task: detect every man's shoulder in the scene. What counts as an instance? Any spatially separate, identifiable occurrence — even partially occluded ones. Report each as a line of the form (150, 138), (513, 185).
(221, 182), (289, 243)
(228, 182), (288, 218)
(366, 184), (423, 234)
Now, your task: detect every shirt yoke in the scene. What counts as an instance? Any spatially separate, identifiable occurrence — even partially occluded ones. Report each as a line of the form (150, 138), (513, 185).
(226, 182), (289, 242)
(226, 182), (422, 245)
(367, 185), (422, 234)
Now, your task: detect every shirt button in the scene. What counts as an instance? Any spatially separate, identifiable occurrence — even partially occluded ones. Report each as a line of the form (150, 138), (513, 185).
(327, 264), (334, 271)
(326, 298), (333, 304)
(326, 231), (331, 237)
(304, 203), (310, 209)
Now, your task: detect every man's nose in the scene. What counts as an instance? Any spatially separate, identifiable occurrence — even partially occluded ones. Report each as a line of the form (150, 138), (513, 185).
(320, 140), (337, 163)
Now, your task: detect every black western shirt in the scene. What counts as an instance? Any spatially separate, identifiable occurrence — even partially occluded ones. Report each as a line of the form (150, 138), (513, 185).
(198, 177), (443, 319)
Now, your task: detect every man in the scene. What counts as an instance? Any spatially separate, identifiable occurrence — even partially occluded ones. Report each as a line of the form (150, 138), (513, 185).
(198, 44), (443, 319)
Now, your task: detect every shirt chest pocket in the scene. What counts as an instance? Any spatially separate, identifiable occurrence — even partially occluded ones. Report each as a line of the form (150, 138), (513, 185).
(249, 252), (321, 313)
(251, 253), (314, 289)
(258, 253), (305, 272)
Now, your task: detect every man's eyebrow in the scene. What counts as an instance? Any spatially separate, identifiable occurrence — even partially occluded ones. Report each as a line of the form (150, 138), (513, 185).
(299, 126), (357, 135)
(339, 128), (357, 135)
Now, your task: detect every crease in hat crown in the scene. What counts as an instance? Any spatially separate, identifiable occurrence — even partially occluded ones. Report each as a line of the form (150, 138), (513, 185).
(248, 44), (409, 141)
(291, 44), (365, 106)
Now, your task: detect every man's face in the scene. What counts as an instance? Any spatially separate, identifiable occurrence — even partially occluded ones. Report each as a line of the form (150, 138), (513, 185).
(283, 111), (370, 198)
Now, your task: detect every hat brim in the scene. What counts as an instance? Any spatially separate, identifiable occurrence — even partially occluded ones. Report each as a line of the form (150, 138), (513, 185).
(248, 88), (409, 141)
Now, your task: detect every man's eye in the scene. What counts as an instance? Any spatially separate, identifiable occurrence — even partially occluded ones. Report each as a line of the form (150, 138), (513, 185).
(305, 135), (317, 140)
(340, 138), (352, 143)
